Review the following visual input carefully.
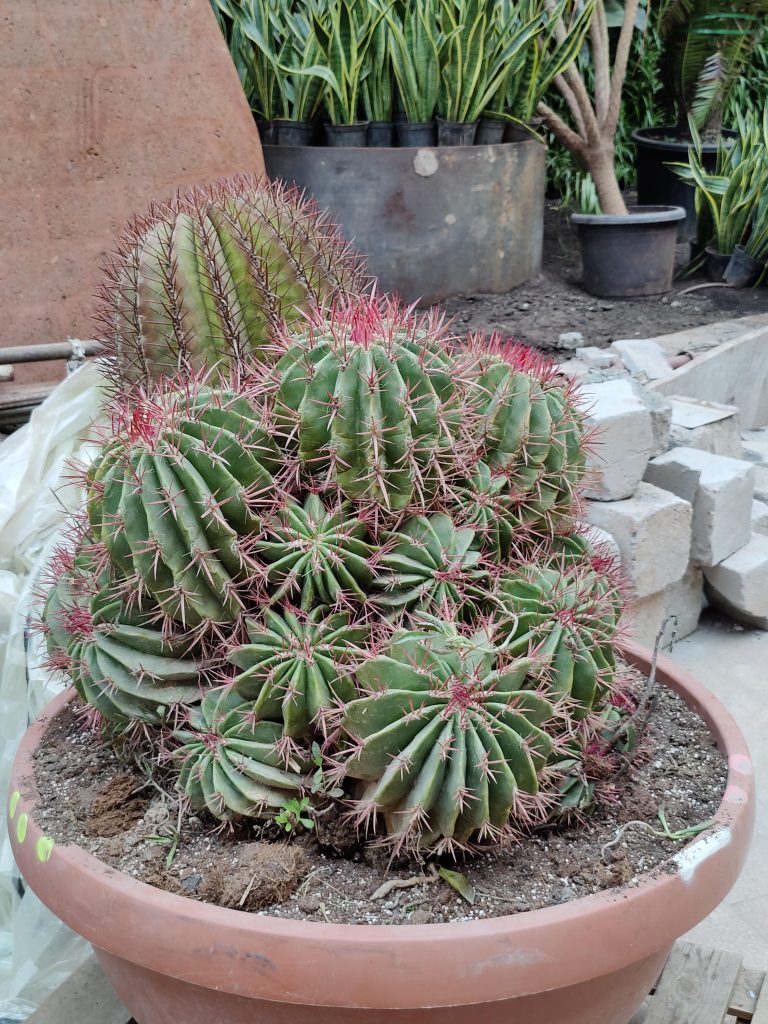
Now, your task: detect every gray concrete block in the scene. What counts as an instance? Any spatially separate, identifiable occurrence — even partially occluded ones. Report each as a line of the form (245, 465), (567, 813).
(753, 463), (768, 503)
(664, 564), (706, 641)
(612, 338), (672, 381)
(752, 499), (768, 536)
(624, 591), (668, 647)
(586, 482), (693, 598)
(704, 534), (768, 629)
(580, 379), (655, 501)
(668, 399), (742, 458)
(581, 523), (621, 564)
(576, 345), (620, 368)
(644, 447), (754, 566)
(631, 382), (672, 457)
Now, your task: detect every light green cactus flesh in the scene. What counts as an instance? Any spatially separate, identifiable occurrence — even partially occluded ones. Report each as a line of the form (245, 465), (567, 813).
(273, 310), (459, 511)
(228, 607), (367, 737)
(255, 494), (373, 610)
(107, 179), (369, 385)
(86, 388), (280, 627)
(372, 512), (487, 616)
(342, 626), (555, 847)
(494, 562), (622, 717)
(174, 688), (305, 821)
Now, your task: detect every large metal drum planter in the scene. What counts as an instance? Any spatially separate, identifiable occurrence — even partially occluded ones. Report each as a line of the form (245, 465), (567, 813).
(263, 136), (544, 304)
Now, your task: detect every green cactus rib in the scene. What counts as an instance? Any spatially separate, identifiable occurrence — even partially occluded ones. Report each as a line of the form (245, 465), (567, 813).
(100, 177), (369, 385)
(372, 512), (487, 616)
(255, 494), (373, 611)
(44, 559), (203, 726)
(174, 688), (305, 821)
(342, 627), (555, 847)
(228, 607), (367, 738)
(87, 388), (281, 626)
(452, 462), (529, 561)
(273, 303), (459, 511)
(494, 563), (622, 717)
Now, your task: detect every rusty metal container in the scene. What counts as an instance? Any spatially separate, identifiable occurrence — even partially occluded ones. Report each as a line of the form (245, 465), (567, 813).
(263, 137), (544, 304)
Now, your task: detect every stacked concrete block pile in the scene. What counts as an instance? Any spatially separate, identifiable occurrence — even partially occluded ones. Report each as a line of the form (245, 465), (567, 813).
(570, 321), (768, 643)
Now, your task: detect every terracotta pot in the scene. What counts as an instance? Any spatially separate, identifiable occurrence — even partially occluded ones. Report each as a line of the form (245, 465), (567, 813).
(8, 641), (754, 1024)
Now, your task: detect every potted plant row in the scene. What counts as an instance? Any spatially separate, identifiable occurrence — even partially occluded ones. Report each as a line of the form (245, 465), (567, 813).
(211, 0), (593, 148)
(673, 107), (768, 286)
(8, 176), (755, 1024)
(632, 0), (768, 240)
(538, 0), (686, 297)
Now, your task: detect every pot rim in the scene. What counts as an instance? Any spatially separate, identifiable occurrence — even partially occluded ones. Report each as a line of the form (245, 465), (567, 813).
(631, 125), (736, 152)
(571, 205), (686, 227)
(8, 641), (755, 1009)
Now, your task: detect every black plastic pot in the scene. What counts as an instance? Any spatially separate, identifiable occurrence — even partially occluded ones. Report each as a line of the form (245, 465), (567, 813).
(705, 246), (733, 283)
(723, 245), (764, 288)
(436, 119), (478, 146)
(273, 120), (314, 147)
(395, 121), (436, 147)
(632, 125), (735, 242)
(367, 121), (395, 148)
(571, 205), (686, 297)
(255, 119), (275, 145)
(476, 118), (506, 145)
(325, 123), (369, 147)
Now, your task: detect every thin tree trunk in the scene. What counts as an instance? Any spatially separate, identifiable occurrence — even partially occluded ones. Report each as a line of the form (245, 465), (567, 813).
(586, 147), (628, 216)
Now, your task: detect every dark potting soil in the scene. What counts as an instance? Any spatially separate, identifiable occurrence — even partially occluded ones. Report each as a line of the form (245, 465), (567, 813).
(442, 201), (768, 350)
(28, 660), (727, 926)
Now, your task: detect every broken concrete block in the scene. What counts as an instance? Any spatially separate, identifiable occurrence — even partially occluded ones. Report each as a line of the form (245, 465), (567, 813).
(557, 331), (584, 351)
(623, 592), (668, 647)
(664, 564), (705, 641)
(576, 346), (620, 369)
(668, 397), (742, 458)
(704, 534), (768, 629)
(612, 339), (672, 381)
(631, 382), (672, 456)
(644, 447), (754, 566)
(556, 358), (590, 381)
(586, 482), (693, 598)
(752, 499), (768, 536)
(741, 428), (768, 464)
(753, 464), (768, 503)
(579, 380), (655, 500)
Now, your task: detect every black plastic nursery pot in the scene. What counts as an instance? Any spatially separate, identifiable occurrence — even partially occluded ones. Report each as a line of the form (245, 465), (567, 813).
(436, 118), (478, 146)
(256, 119), (276, 145)
(263, 135), (544, 303)
(476, 118), (506, 145)
(367, 121), (394, 148)
(394, 121), (436, 147)
(633, 125), (734, 242)
(724, 244), (765, 288)
(325, 123), (369, 147)
(571, 205), (686, 298)
(705, 246), (733, 283)
(273, 120), (314, 147)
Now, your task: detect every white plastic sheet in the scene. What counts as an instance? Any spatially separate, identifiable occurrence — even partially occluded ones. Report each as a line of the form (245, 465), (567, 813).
(0, 363), (107, 1019)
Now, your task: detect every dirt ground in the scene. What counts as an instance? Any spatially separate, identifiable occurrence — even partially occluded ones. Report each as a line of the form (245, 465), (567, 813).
(443, 202), (768, 350)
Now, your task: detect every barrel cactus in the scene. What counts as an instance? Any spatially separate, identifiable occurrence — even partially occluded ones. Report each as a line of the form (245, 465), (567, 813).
(42, 244), (637, 851)
(96, 176), (370, 386)
(272, 297), (464, 513)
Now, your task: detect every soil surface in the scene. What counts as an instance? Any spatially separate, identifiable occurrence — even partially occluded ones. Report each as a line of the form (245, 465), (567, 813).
(443, 202), (768, 350)
(29, 662), (727, 926)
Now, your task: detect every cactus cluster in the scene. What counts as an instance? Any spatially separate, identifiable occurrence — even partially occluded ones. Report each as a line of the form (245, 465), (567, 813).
(41, 178), (631, 854)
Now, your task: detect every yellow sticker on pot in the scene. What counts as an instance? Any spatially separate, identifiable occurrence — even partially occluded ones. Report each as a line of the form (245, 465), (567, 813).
(16, 813), (28, 844)
(36, 836), (55, 863)
(8, 791), (20, 819)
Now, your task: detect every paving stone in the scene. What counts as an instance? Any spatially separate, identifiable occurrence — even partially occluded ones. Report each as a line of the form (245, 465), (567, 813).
(575, 345), (620, 368)
(580, 379), (655, 501)
(586, 482), (693, 598)
(704, 535), (768, 630)
(644, 447), (754, 566)
(612, 339), (672, 381)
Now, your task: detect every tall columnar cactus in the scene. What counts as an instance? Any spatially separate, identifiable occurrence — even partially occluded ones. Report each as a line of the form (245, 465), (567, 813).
(86, 384), (281, 627)
(174, 688), (305, 821)
(228, 607), (368, 737)
(273, 297), (464, 513)
(342, 625), (557, 848)
(96, 177), (370, 386)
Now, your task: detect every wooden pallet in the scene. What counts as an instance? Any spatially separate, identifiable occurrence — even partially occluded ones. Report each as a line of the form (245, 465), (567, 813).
(631, 941), (768, 1024)
(26, 940), (768, 1023)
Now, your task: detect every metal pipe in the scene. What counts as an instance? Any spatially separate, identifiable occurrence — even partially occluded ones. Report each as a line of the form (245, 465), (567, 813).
(0, 340), (103, 365)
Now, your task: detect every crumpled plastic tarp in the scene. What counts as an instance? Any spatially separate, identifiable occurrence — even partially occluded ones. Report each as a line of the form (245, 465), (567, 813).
(0, 362), (107, 1020)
